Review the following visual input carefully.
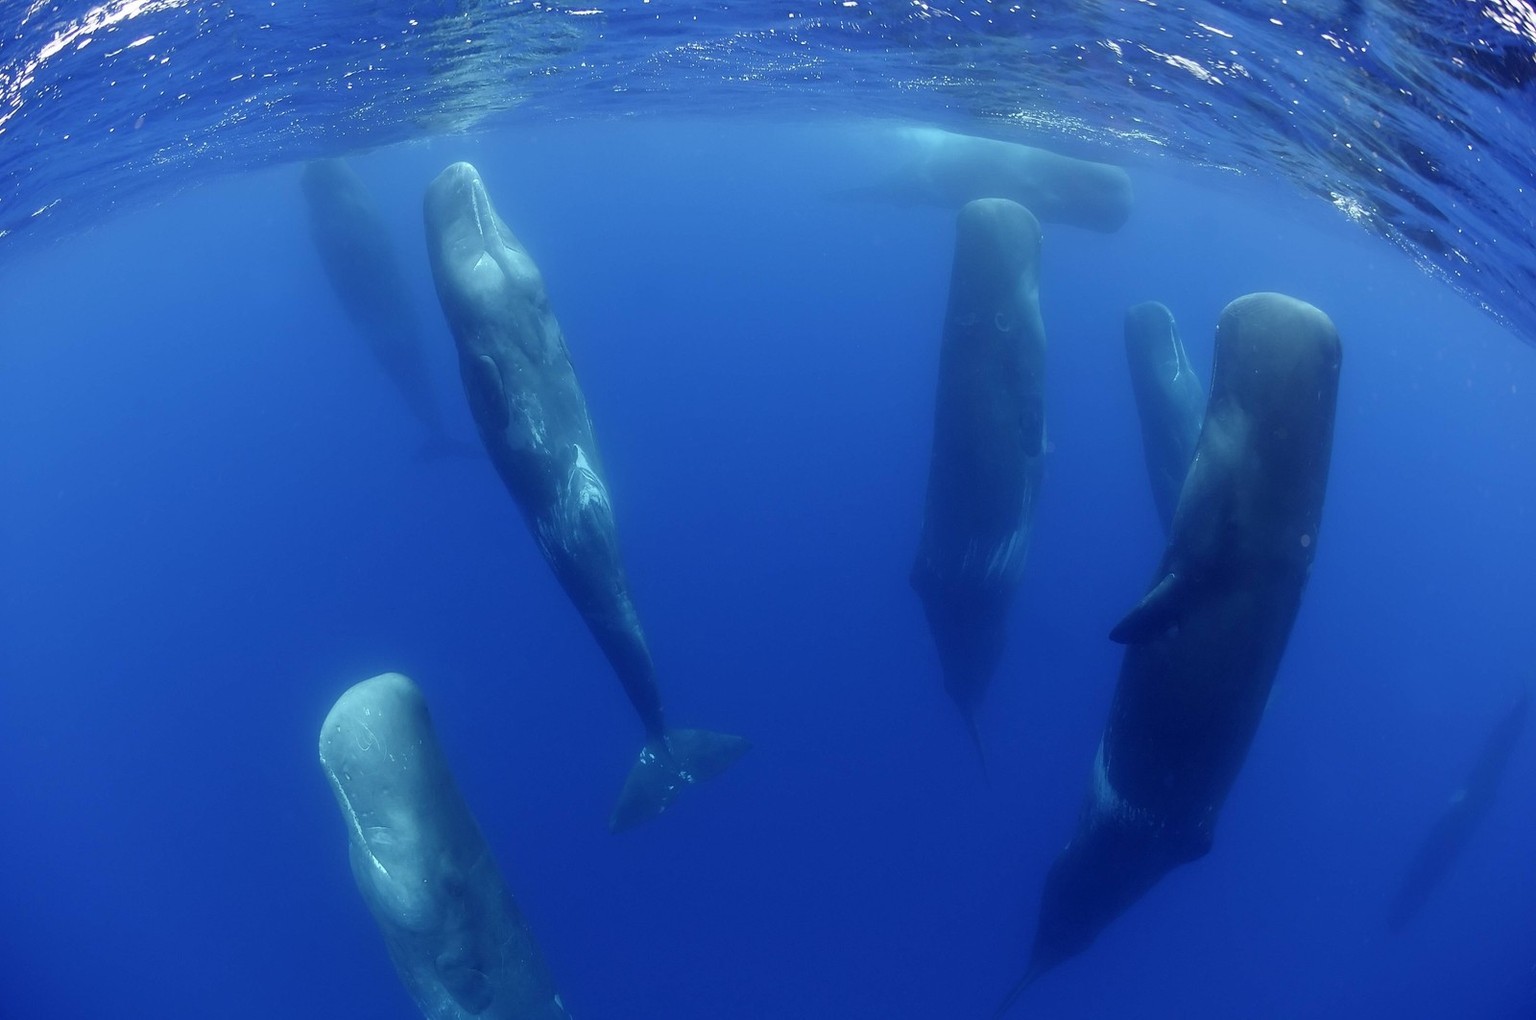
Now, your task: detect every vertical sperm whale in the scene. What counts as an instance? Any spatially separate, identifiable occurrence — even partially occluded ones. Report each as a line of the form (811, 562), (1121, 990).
(300, 158), (473, 459)
(997, 292), (1341, 1013)
(911, 197), (1047, 758)
(1123, 301), (1205, 534)
(1388, 685), (1529, 930)
(423, 161), (748, 832)
(319, 672), (572, 1020)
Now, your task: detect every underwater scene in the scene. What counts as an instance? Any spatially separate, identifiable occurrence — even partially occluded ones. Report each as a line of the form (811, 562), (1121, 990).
(2, 3), (1534, 1019)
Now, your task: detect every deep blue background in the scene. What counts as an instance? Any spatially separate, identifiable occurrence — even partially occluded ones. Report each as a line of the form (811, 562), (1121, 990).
(1, 121), (1533, 1018)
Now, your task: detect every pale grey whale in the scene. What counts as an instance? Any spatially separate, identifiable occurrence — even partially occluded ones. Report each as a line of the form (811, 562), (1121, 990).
(423, 160), (748, 833)
(319, 672), (572, 1020)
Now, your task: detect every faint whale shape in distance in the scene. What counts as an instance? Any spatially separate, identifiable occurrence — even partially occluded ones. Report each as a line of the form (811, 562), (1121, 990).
(996, 292), (1342, 1015)
(1387, 684), (1529, 930)
(911, 197), (1047, 761)
(1123, 301), (1205, 534)
(837, 126), (1133, 233)
(423, 160), (749, 832)
(300, 157), (480, 461)
(318, 672), (572, 1020)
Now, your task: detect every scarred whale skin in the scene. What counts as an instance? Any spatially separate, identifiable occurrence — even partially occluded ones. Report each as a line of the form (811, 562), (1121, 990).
(319, 672), (572, 1020)
(997, 293), (1341, 1014)
(911, 198), (1047, 757)
(1123, 301), (1205, 534)
(422, 161), (748, 832)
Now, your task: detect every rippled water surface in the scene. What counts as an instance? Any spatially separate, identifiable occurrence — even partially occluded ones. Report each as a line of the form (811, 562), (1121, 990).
(3, 1), (1536, 341)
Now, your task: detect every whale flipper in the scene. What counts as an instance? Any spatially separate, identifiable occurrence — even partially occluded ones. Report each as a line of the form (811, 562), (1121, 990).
(1109, 571), (1186, 644)
(610, 729), (751, 833)
(435, 951), (494, 1014)
(464, 353), (511, 433)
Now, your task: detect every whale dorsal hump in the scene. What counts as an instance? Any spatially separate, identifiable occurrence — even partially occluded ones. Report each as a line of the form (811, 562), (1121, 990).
(465, 353), (510, 433)
(1109, 571), (1186, 644)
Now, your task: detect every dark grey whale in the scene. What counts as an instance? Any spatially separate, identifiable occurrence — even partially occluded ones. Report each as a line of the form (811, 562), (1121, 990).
(300, 158), (475, 459)
(1388, 685), (1529, 930)
(319, 672), (572, 1020)
(423, 161), (748, 833)
(841, 127), (1133, 233)
(1123, 301), (1205, 534)
(996, 292), (1341, 1014)
(911, 198), (1047, 758)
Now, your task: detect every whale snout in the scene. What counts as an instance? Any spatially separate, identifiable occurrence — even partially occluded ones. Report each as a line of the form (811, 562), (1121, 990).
(1124, 301), (1184, 376)
(425, 161), (500, 249)
(318, 672), (429, 781)
(318, 674), (446, 924)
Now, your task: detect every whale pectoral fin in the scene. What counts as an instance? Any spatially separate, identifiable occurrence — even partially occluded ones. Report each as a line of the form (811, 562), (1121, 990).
(463, 353), (510, 433)
(436, 950), (495, 1014)
(1109, 572), (1185, 644)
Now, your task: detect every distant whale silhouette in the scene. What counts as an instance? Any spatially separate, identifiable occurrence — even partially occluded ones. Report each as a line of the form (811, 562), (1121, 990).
(1388, 685), (1529, 930)
(319, 672), (572, 1020)
(423, 160), (749, 833)
(911, 198), (1047, 759)
(997, 293), (1341, 1014)
(300, 157), (477, 460)
(838, 127), (1133, 232)
(1123, 301), (1205, 534)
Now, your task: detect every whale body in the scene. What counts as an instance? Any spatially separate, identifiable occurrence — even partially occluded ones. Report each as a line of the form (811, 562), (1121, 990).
(301, 158), (474, 459)
(911, 198), (1047, 755)
(319, 672), (571, 1020)
(1123, 301), (1205, 534)
(998, 293), (1341, 1013)
(842, 127), (1133, 233)
(422, 161), (748, 832)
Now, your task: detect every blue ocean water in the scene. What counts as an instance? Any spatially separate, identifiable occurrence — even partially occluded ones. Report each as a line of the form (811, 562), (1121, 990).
(2, 6), (1535, 1020)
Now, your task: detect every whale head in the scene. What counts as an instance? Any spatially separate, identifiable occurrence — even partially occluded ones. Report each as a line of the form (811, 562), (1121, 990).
(1210, 292), (1341, 425)
(423, 161), (553, 359)
(1124, 301), (1188, 382)
(318, 672), (453, 933)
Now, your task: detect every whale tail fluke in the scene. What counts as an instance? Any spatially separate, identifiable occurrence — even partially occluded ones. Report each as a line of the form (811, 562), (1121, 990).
(417, 434), (484, 462)
(609, 728), (751, 833)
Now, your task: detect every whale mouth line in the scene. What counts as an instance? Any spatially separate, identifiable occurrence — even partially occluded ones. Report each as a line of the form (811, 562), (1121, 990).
(324, 764), (395, 884)
(466, 174), (495, 247)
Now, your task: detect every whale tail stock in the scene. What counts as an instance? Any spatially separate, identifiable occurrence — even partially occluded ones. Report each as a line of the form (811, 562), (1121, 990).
(609, 728), (751, 833)
(961, 707), (990, 780)
(992, 962), (1044, 1019)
